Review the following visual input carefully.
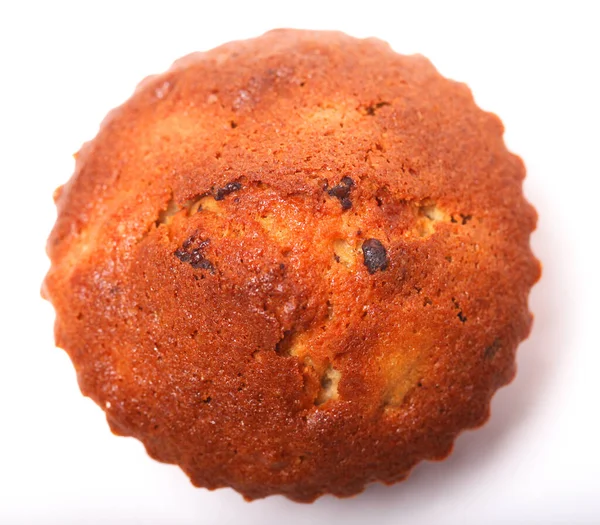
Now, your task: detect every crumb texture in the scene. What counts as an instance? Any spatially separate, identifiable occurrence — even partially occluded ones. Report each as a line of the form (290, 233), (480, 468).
(43, 29), (540, 502)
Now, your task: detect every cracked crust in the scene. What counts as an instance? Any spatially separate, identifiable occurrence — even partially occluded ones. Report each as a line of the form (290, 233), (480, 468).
(43, 29), (540, 502)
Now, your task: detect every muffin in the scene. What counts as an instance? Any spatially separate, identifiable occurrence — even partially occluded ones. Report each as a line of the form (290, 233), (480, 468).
(43, 29), (540, 502)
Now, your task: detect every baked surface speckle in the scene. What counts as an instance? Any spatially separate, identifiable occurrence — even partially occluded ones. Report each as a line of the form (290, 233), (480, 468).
(43, 29), (540, 502)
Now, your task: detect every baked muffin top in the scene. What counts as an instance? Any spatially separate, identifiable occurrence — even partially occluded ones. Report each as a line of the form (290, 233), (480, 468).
(43, 29), (540, 502)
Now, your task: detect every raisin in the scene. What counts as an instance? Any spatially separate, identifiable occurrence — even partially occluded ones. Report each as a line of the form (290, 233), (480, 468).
(362, 238), (388, 274)
(174, 249), (192, 263)
(327, 176), (354, 209)
(182, 236), (195, 249)
(174, 238), (214, 273)
(213, 181), (242, 201)
(484, 339), (501, 359)
(363, 101), (390, 116)
(340, 197), (352, 210)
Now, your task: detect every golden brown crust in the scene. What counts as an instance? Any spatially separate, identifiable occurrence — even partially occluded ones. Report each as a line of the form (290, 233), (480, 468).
(43, 29), (540, 502)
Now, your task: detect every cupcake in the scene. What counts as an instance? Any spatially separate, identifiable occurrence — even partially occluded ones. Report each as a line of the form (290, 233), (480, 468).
(43, 29), (540, 502)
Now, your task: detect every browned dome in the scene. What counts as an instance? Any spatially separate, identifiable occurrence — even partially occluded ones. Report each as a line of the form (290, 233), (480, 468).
(43, 29), (540, 502)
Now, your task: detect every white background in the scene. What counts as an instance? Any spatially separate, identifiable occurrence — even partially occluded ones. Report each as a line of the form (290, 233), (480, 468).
(1, 1), (599, 524)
